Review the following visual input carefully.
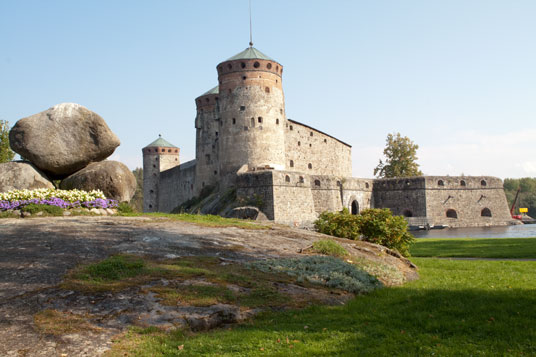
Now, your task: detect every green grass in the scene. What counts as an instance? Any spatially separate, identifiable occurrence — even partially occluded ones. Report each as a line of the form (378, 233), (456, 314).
(311, 239), (348, 257)
(118, 212), (269, 229)
(108, 257), (536, 356)
(21, 203), (64, 216)
(411, 237), (536, 259)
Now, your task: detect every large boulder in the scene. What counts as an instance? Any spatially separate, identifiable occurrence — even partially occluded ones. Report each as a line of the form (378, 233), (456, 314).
(9, 103), (120, 178)
(60, 161), (136, 202)
(0, 161), (54, 192)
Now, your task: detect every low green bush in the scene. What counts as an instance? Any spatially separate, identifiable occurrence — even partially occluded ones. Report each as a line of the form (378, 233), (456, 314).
(314, 208), (414, 256)
(21, 204), (63, 216)
(117, 202), (134, 214)
(312, 239), (348, 257)
(314, 208), (360, 240)
(249, 256), (381, 294)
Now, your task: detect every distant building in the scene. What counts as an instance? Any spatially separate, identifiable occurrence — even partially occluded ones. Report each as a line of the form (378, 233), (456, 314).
(143, 46), (514, 228)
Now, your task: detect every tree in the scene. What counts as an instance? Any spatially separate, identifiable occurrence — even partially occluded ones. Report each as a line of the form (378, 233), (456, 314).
(374, 132), (423, 178)
(0, 120), (15, 163)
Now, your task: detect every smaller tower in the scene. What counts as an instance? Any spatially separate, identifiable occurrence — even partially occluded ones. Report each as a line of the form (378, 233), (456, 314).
(142, 135), (180, 212)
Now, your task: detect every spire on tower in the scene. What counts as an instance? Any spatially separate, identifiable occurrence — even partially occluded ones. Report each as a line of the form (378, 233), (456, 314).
(249, 0), (253, 47)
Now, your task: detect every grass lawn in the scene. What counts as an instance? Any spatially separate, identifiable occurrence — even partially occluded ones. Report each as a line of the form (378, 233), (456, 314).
(109, 257), (536, 356)
(411, 237), (536, 259)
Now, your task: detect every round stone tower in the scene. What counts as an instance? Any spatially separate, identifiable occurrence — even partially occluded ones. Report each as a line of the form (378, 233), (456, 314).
(216, 46), (286, 185)
(142, 135), (180, 212)
(194, 86), (220, 195)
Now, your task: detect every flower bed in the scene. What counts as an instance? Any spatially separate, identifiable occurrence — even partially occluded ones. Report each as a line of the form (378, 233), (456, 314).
(0, 188), (118, 211)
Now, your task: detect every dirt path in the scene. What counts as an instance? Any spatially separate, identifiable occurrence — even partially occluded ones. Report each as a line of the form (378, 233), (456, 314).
(0, 216), (417, 356)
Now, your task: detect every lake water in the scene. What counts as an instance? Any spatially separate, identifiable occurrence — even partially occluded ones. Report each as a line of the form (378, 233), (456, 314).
(413, 224), (536, 239)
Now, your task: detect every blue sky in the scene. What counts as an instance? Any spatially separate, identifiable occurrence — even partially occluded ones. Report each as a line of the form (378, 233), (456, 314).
(1, 0), (535, 179)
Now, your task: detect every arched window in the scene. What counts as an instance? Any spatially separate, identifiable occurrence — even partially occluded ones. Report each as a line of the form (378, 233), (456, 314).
(402, 209), (413, 217)
(351, 201), (359, 215)
(314, 179), (320, 186)
(299, 176), (304, 183)
(308, 163), (312, 169)
(481, 180), (487, 186)
(289, 160), (294, 168)
(285, 175), (290, 182)
(446, 209), (458, 219)
(438, 180), (444, 186)
(481, 208), (492, 217)
(460, 180), (466, 187)
(365, 182), (370, 189)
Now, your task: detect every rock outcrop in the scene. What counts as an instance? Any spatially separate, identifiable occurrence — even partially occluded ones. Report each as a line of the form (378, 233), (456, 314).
(9, 103), (120, 178)
(227, 206), (268, 221)
(60, 161), (136, 202)
(0, 161), (54, 192)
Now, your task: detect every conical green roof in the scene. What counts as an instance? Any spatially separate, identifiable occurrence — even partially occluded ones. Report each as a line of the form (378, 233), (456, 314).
(144, 135), (177, 148)
(200, 85), (219, 96)
(225, 46), (274, 61)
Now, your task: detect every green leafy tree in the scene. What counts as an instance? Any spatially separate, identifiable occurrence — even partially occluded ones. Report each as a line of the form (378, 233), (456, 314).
(374, 133), (423, 178)
(504, 177), (536, 218)
(0, 120), (15, 163)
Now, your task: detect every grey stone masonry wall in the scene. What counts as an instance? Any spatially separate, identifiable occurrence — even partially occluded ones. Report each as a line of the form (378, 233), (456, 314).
(272, 171), (317, 226)
(340, 178), (373, 214)
(158, 160), (196, 213)
(236, 170), (275, 220)
(194, 92), (220, 195)
(372, 177), (428, 218)
(423, 176), (513, 228)
(372, 176), (514, 228)
(284, 120), (352, 177)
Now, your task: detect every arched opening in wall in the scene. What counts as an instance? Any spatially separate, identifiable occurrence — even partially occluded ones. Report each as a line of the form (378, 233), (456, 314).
(460, 180), (466, 187)
(267, 63), (272, 69)
(265, 87), (270, 93)
(481, 208), (492, 217)
(314, 179), (320, 186)
(153, 164), (156, 168)
(310, 132), (313, 137)
(276, 119), (279, 125)
(446, 209), (458, 219)
(240, 106), (246, 111)
(242, 76), (247, 80)
(258, 117), (262, 123)
(290, 160), (294, 168)
(365, 182), (370, 189)
(227, 63), (232, 70)
(289, 125), (293, 131)
(438, 180), (444, 186)
(402, 209), (413, 217)
(241, 62), (246, 68)
(149, 204), (153, 208)
(481, 180), (487, 186)
(254, 61), (260, 68)
(351, 200), (359, 215)
(308, 163), (312, 169)
(299, 176), (304, 183)
(232, 118), (236, 125)
(285, 175), (290, 182)
(298, 141), (301, 146)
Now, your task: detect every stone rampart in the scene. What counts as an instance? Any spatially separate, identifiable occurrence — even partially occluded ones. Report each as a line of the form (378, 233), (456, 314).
(158, 160), (196, 213)
(284, 120), (352, 177)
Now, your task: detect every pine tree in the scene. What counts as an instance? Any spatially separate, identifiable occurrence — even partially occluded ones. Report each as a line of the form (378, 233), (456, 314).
(374, 132), (423, 178)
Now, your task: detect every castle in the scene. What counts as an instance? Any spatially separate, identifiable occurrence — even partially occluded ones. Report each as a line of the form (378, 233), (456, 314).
(142, 45), (514, 228)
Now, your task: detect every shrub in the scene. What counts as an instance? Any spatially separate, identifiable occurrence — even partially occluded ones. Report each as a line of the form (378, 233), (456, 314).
(21, 203), (63, 216)
(117, 202), (133, 214)
(357, 208), (414, 257)
(314, 208), (415, 257)
(312, 239), (348, 257)
(314, 208), (360, 240)
(249, 256), (381, 294)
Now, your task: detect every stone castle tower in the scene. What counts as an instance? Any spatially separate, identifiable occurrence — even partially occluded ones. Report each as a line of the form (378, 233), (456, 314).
(193, 47), (287, 189)
(142, 135), (180, 212)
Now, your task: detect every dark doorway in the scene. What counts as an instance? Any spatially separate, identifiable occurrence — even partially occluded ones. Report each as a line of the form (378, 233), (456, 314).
(351, 200), (359, 215)
(402, 209), (413, 217)
(446, 209), (458, 218)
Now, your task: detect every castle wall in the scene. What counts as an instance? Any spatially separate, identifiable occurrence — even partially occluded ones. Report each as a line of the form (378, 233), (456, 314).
(284, 120), (352, 177)
(194, 92), (220, 194)
(158, 160), (196, 213)
(372, 177), (428, 217)
(372, 176), (513, 228)
(423, 176), (513, 227)
(340, 177), (374, 213)
(236, 170), (275, 220)
(272, 171), (317, 226)
(217, 58), (286, 184)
